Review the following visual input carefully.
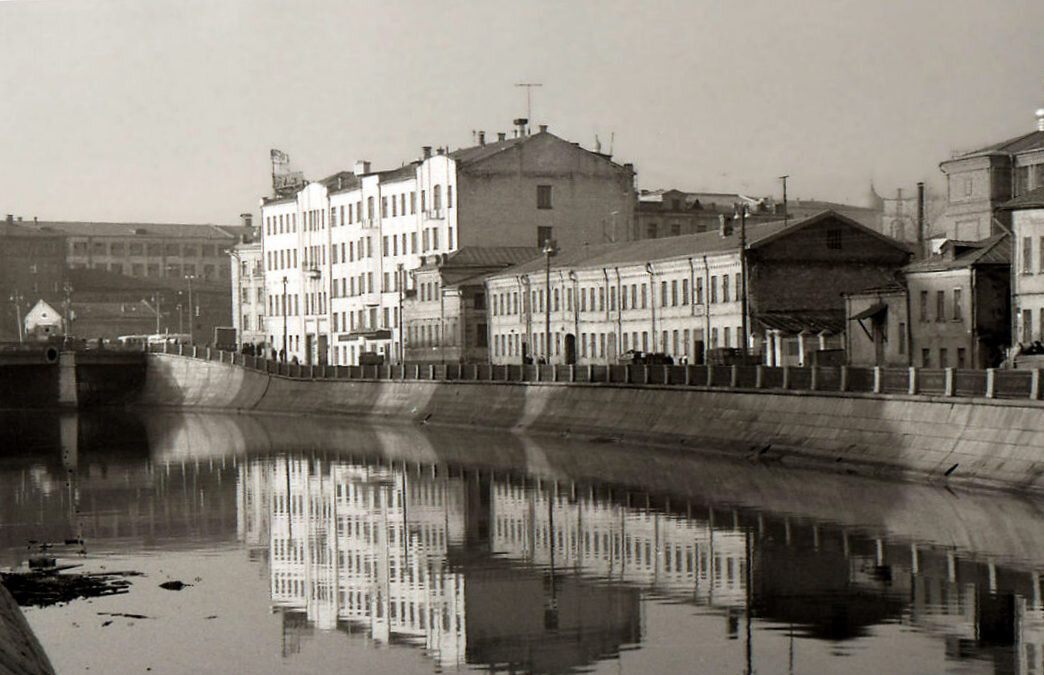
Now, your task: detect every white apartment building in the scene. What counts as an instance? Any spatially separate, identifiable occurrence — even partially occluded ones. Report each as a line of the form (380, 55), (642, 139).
(260, 125), (635, 365)
(229, 236), (265, 350)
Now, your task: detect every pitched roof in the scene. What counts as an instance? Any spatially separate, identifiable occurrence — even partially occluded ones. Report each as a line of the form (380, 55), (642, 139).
(501, 210), (908, 277)
(903, 233), (1010, 273)
(19, 221), (245, 240)
(1000, 185), (1044, 210)
(953, 130), (1044, 159)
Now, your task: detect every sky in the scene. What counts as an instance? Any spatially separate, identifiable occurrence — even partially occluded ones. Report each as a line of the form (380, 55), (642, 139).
(1, 0), (1042, 224)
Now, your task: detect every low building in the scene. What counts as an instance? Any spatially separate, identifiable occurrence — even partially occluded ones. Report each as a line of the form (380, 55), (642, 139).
(903, 234), (1010, 369)
(845, 285), (909, 367)
(634, 189), (777, 239)
(23, 299), (65, 341)
(1001, 185), (1044, 347)
(486, 210), (911, 366)
(403, 247), (540, 364)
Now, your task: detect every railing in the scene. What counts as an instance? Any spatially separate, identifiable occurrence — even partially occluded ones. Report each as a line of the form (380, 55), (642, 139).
(147, 342), (1044, 403)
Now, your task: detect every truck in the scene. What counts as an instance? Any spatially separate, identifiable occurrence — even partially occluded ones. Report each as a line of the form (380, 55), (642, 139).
(214, 327), (237, 352)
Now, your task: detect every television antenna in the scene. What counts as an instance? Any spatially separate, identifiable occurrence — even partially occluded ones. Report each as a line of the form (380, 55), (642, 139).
(514, 82), (542, 121)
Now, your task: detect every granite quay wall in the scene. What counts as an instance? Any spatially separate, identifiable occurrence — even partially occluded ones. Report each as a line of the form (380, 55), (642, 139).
(136, 345), (1044, 493)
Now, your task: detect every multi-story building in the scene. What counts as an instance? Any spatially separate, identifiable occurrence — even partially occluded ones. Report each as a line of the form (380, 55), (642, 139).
(1002, 185), (1044, 347)
(844, 284), (909, 367)
(0, 216), (67, 341)
(634, 189), (777, 240)
(260, 124), (636, 366)
(486, 210), (911, 366)
(404, 247), (541, 364)
(936, 109), (1044, 241)
(903, 235), (1010, 369)
(229, 233), (265, 351)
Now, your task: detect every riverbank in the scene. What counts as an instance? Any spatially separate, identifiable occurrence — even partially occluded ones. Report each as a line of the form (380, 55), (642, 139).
(137, 353), (1044, 494)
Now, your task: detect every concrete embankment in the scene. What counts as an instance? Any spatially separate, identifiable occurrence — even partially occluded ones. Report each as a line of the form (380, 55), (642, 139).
(137, 353), (1044, 493)
(0, 583), (55, 675)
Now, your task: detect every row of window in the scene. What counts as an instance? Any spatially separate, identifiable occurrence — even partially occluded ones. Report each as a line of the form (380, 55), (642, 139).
(490, 274), (743, 318)
(265, 226), (454, 274)
(492, 325), (740, 360)
(1020, 236), (1044, 275)
(69, 241), (221, 258)
(267, 292), (329, 317)
(920, 347), (969, 369)
(918, 289), (963, 322)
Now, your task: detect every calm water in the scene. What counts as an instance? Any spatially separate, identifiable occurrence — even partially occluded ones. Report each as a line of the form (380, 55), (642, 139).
(3, 411), (1044, 674)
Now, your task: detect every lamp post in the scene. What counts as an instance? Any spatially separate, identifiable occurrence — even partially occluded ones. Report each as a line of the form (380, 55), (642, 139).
(8, 289), (24, 344)
(282, 276), (288, 362)
(62, 281), (74, 337)
(542, 238), (557, 363)
(734, 203), (749, 353)
(397, 263), (404, 364)
(184, 274), (196, 344)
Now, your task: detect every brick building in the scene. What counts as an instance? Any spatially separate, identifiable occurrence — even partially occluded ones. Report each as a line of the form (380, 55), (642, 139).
(936, 110), (1044, 241)
(0, 216), (67, 342)
(260, 124), (636, 366)
(486, 211), (911, 367)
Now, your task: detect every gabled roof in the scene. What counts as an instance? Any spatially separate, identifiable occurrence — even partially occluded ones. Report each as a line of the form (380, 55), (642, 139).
(499, 210), (910, 277)
(1000, 186), (1044, 211)
(952, 130), (1044, 159)
(904, 233), (1010, 273)
(448, 130), (626, 169)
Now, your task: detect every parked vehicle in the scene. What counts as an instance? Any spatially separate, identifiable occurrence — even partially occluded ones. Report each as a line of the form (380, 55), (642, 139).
(358, 351), (384, 366)
(617, 350), (674, 365)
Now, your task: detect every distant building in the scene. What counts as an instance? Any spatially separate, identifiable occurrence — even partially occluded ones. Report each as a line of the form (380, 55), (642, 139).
(23, 299), (65, 340)
(260, 124), (636, 366)
(0, 216), (67, 341)
(634, 189), (777, 240)
(903, 234), (1010, 369)
(486, 210), (911, 367)
(230, 233), (265, 351)
(936, 109), (1044, 241)
(1001, 185), (1044, 347)
(404, 247), (541, 364)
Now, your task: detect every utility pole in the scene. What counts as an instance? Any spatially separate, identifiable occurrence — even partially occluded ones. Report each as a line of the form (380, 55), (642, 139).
(514, 82), (543, 121)
(8, 290), (24, 344)
(736, 203), (749, 353)
(780, 175), (789, 226)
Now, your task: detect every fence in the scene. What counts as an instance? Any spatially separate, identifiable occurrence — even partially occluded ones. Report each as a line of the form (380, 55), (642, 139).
(148, 342), (1044, 403)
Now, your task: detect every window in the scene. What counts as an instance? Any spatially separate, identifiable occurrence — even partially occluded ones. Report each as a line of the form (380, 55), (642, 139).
(681, 279), (689, 305)
(537, 226), (553, 247)
(433, 185), (442, 211)
(661, 281), (668, 306)
(696, 278), (703, 304)
(537, 185), (553, 209)
(957, 348), (966, 368)
(382, 197), (388, 218)
(670, 222), (681, 236)
(1025, 237), (1034, 274)
(936, 291), (945, 322)
(710, 276), (718, 303)
(939, 348), (948, 368)
(922, 348), (930, 367)
(826, 228), (842, 250)
(647, 223), (658, 239)
(898, 322), (906, 354)
(722, 275), (729, 303)
(640, 284), (647, 309)
(1024, 308), (1034, 343)
(952, 289), (963, 321)
(920, 290), (928, 322)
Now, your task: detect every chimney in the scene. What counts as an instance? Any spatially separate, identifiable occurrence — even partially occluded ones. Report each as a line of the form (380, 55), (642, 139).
(353, 160), (371, 176)
(240, 213), (253, 228)
(497, 132), (506, 142)
(422, 146), (432, 159)
(5, 214), (12, 223)
(436, 147), (445, 156)
(478, 131), (485, 146)
(33, 217), (38, 224)
(538, 124), (547, 133)
(1037, 108), (1044, 132)
(513, 117), (529, 137)
(917, 181), (926, 257)
(718, 214), (732, 238)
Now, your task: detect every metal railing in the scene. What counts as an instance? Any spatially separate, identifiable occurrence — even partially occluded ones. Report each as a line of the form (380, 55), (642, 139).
(147, 342), (1044, 403)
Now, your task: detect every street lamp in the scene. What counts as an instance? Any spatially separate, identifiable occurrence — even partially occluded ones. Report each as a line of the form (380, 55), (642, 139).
(184, 274), (197, 344)
(282, 275), (288, 362)
(542, 238), (557, 363)
(8, 289), (24, 344)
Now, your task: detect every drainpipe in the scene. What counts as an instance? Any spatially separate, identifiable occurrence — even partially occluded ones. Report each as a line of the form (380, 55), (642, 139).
(970, 268), (979, 367)
(614, 267), (623, 356)
(602, 268), (611, 361)
(688, 257), (695, 317)
(645, 262), (656, 351)
(703, 256), (711, 363)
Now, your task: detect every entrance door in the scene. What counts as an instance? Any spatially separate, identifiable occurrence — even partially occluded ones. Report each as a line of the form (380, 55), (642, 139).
(564, 334), (576, 365)
(317, 334), (328, 366)
(305, 334), (314, 365)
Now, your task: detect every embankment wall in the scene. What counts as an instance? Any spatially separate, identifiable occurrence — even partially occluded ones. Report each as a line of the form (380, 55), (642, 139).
(137, 353), (1044, 493)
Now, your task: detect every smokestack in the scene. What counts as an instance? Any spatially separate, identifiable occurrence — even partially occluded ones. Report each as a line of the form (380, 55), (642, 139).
(538, 124), (547, 133)
(917, 181), (925, 257)
(422, 146), (432, 159)
(353, 160), (371, 176)
(478, 131), (485, 146)
(240, 213), (253, 228)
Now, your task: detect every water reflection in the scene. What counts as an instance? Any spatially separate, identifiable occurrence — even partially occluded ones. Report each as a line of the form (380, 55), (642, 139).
(3, 410), (1044, 673)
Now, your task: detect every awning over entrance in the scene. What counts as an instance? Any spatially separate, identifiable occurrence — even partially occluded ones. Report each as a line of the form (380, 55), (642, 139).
(850, 302), (888, 321)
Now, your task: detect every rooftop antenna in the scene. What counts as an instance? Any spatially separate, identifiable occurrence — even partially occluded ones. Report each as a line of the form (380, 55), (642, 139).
(515, 82), (542, 121)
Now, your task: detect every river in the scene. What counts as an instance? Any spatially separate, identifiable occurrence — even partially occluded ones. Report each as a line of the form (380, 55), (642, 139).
(1, 410), (1043, 674)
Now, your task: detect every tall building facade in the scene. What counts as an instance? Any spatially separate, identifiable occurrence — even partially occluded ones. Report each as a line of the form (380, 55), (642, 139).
(0, 216), (66, 341)
(260, 125), (635, 365)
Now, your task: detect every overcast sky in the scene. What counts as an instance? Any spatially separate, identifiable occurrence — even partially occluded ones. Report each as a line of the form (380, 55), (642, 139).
(1, 0), (1042, 224)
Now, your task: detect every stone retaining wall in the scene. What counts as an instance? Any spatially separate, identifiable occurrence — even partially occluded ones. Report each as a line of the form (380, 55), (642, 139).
(137, 353), (1044, 493)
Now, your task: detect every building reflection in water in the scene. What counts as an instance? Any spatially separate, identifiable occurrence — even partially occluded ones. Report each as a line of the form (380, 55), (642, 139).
(4, 412), (1044, 673)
